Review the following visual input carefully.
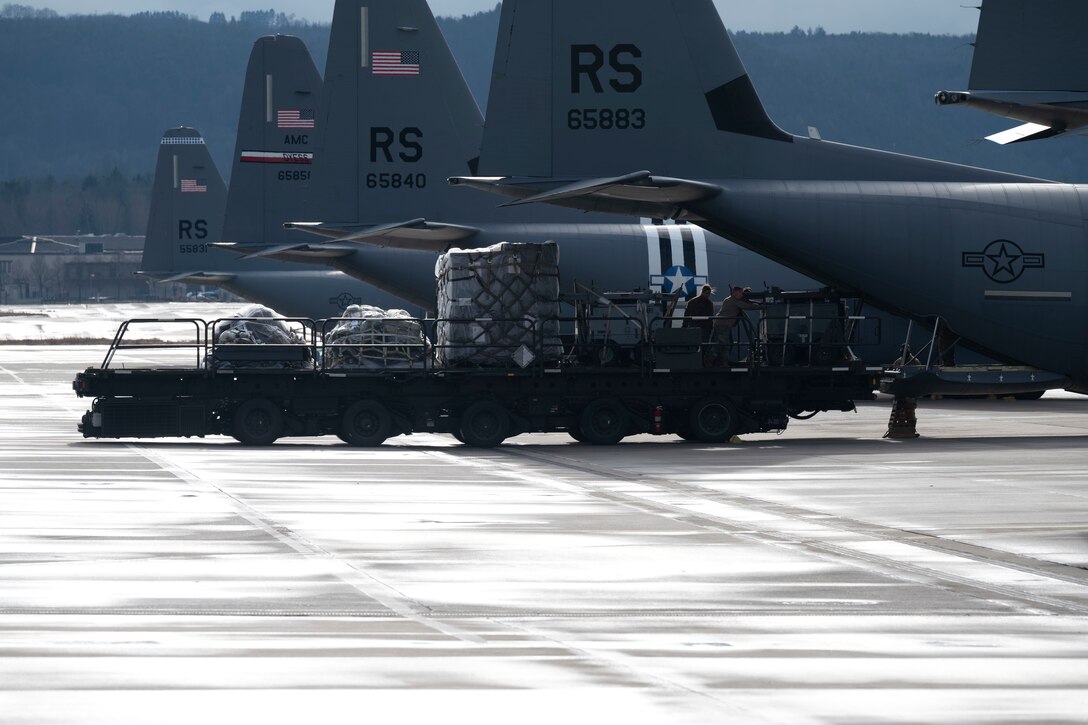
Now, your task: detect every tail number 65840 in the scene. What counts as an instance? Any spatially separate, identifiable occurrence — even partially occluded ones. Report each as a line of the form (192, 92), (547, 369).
(366, 173), (427, 189)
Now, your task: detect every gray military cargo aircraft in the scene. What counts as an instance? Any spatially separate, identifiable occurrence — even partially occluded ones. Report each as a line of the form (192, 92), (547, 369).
(453, 0), (1086, 392)
(139, 37), (414, 318)
(223, 0), (836, 318)
(935, 0), (1088, 144)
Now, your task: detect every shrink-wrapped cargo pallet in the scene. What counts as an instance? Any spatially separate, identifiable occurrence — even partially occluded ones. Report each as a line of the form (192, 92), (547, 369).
(324, 305), (430, 369)
(435, 241), (561, 366)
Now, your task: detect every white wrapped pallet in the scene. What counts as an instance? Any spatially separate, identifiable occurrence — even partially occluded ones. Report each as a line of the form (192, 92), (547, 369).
(324, 305), (429, 369)
(435, 241), (561, 366)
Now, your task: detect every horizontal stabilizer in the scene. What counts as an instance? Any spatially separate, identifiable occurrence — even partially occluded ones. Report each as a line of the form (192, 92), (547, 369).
(210, 242), (356, 261)
(285, 218), (481, 253)
(282, 221), (374, 239)
(985, 122), (1064, 145)
(450, 173), (721, 218)
(493, 171), (655, 207)
(138, 271), (237, 285)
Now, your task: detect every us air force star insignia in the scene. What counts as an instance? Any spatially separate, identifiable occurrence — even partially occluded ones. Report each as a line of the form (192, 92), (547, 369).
(962, 240), (1044, 284)
(330, 292), (361, 310)
(662, 265), (695, 296)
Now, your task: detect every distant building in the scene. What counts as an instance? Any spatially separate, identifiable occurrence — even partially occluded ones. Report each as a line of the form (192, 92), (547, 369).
(0, 235), (148, 303)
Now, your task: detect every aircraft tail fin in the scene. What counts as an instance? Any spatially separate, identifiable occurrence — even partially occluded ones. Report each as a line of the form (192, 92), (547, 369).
(476, 0), (1031, 185)
(314, 0), (489, 223)
(969, 0), (1088, 92)
(222, 34), (323, 247)
(480, 0), (788, 181)
(140, 127), (227, 275)
(931, 1), (1088, 143)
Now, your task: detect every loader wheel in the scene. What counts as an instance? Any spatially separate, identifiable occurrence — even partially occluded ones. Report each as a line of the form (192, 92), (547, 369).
(340, 399), (392, 447)
(579, 397), (628, 445)
(567, 422), (587, 443)
(688, 397), (737, 444)
(232, 398), (283, 446)
(675, 424), (698, 442)
(459, 401), (510, 448)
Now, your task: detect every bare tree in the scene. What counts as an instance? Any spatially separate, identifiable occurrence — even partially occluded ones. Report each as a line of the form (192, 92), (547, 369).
(26, 254), (61, 300)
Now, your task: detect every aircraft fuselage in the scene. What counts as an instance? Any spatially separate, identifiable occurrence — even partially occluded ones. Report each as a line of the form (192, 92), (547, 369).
(688, 180), (1088, 385)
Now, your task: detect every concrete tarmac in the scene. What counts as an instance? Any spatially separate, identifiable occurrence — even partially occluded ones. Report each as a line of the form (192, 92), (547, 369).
(1, 315), (1087, 723)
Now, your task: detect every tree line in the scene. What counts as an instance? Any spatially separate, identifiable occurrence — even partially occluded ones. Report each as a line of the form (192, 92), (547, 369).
(0, 171), (151, 236)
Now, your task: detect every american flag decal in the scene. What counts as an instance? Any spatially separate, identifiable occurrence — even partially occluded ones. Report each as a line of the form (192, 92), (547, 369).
(277, 109), (315, 129)
(372, 50), (420, 76)
(180, 179), (207, 193)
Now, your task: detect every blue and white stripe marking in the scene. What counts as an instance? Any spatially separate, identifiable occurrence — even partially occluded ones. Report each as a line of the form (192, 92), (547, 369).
(644, 219), (709, 296)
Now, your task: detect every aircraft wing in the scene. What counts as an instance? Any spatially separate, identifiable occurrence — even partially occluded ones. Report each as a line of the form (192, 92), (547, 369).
(137, 271), (237, 285)
(284, 219), (481, 253)
(449, 172), (721, 219)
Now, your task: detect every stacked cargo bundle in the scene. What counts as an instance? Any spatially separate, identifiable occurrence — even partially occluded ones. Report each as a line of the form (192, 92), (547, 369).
(211, 304), (309, 369)
(323, 305), (430, 369)
(435, 241), (562, 366)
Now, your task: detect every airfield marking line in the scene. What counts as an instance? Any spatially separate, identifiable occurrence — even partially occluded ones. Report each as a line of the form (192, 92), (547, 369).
(0, 606), (991, 618)
(505, 447), (1088, 580)
(440, 446), (1088, 617)
(407, 449), (777, 720)
(496, 618), (774, 725)
(0, 364), (86, 416)
(130, 444), (487, 645)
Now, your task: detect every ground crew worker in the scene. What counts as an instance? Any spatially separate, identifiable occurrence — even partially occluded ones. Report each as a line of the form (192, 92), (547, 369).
(714, 286), (762, 363)
(684, 284), (716, 365)
(683, 284), (715, 341)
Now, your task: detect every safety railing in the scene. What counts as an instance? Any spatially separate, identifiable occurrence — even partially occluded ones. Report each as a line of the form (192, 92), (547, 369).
(647, 310), (881, 369)
(94, 309), (881, 375)
(99, 318), (207, 369)
(96, 315), (567, 374)
(759, 312), (881, 367)
(893, 316), (959, 370)
(649, 314), (757, 368)
(566, 311), (649, 367)
(430, 316), (559, 371)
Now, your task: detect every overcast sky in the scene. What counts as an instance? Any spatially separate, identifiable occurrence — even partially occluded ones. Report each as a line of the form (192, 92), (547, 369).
(26, 0), (981, 34)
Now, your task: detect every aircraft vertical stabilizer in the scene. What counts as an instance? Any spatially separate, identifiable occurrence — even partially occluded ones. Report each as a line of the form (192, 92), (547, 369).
(315, 0), (493, 223)
(475, 0), (1032, 185)
(483, 0), (785, 182)
(223, 34), (322, 247)
(969, 0), (1088, 94)
(140, 127), (228, 279)
(934, 0), (1088, 143)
